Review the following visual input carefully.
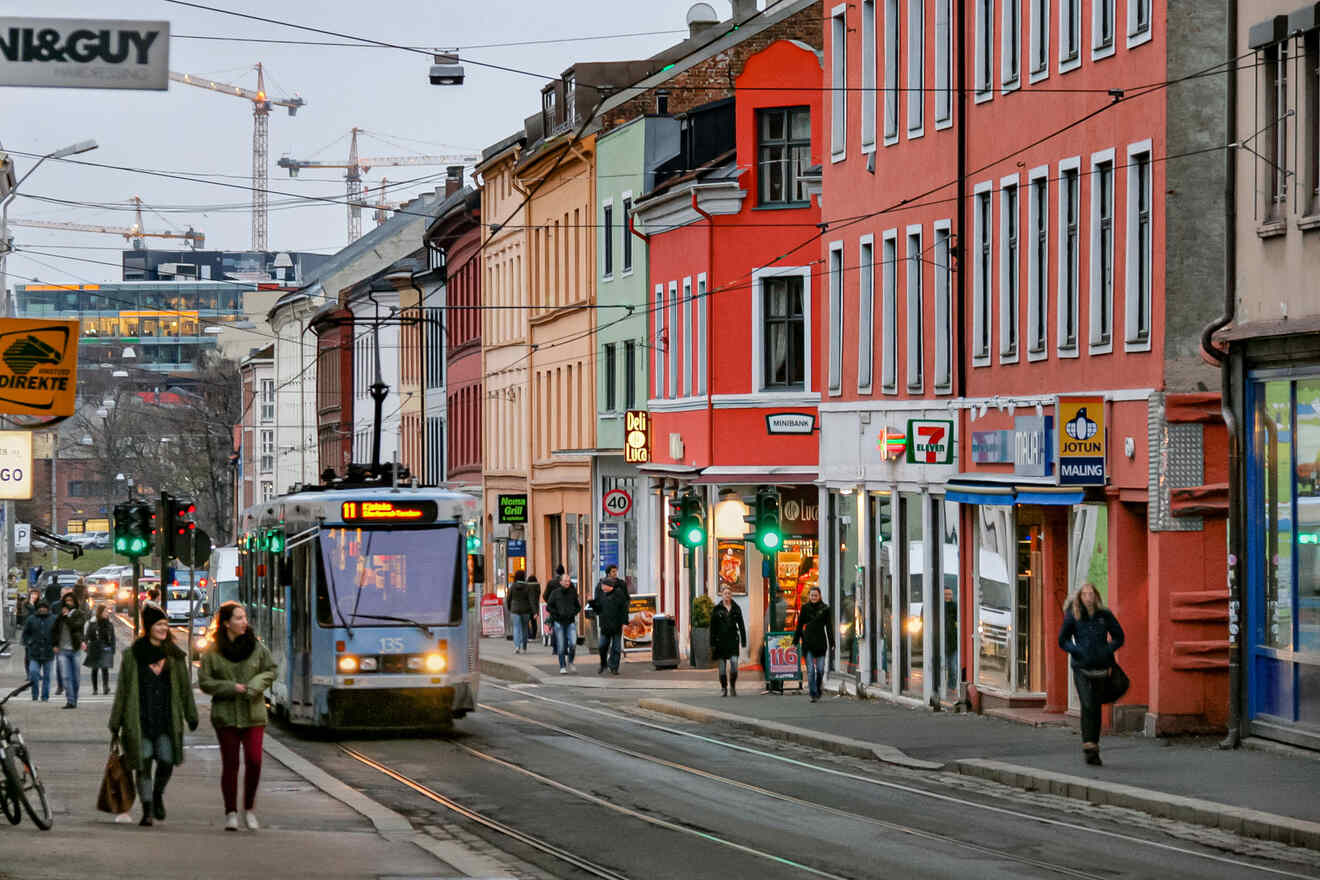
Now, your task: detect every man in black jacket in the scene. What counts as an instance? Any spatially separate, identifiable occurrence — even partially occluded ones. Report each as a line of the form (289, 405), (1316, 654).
(545, 574), (581, 673)
(589, 567), (629, 675)
(792, 587), (834, 703)
(506, 571), (532, 654)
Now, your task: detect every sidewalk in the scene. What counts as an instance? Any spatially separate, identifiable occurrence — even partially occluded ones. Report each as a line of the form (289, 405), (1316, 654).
(479, 632), (765, 689)
(637, 689), (1320, 851)
(0, 652), (483, 879)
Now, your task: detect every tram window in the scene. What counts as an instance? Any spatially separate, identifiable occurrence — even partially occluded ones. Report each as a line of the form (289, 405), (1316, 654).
(314, 544), (334, 626)
(318, 525), (463, 626)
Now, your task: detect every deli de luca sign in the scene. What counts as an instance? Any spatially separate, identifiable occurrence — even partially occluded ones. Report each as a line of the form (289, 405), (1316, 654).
(624, 410), (651, 464)
(0, 18), (170, 90)
(0, 319), (79, 417)
(1057, 397), (1106, 485)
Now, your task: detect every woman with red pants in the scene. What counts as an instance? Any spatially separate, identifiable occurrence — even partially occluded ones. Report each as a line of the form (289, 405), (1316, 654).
(199, 601), (277, 831)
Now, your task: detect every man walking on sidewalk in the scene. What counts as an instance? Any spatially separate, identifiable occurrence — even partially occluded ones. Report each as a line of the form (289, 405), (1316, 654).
(52, 592), (87, 708)
(589, 567), (628, 675)
(546, 572), (580, 674)
(793, 587), (834, 703)
(21, 599), (55, 702)
(507, 571), (532, 654)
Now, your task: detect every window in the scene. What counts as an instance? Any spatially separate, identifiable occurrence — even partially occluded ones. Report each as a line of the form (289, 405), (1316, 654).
(933, 224), (952, 390)
(762, 275), (807, 390)
(1058, 163), (1080, 351)
(604, 342), (617, 411)
(682, 278), (693, 397)
(564, 74), (577, 126)
(624, 340), (637, 409)
(882, 231), (899, 390)
(1126, 146), (1152, 347)
(862, 0), (877, 149)
(1094, 0), (1115, 54)
(831, 7), (847, 157)
(622, 196), (633, 273)
(908, 0), (925, 133)
(260, 378), (275, 421)
(602, 202), (614, 277)
(976, 0), (994, 95)
(1030, 0), (1049, 76)
(1000, 181), (1020, 359)
(906, 228), (924, 390)
(884, 0), (900, 141)
(260, 429), (274, 473)
(759, 107), (812, 204)
(974, 188), (994, 362)
(1308, 32), (1320, 215)
(859, 237), (875, 392)
(261, 481), (274, 502)
(935, 0), (953, 123)
(668, 282), (679, 396)
(1128, 0), (1151, 43)
(1060, 0), (1081, 66)
(1028, 173), (1049, 356)
(828, 244), (844, 393)
(1090, 154), (1115, 349)
(542, 87), (556, 130)
(1265, 42), (1289, 218)
(696, 275), (708, 394)
(1003, 0), (1021, 87)
(653, 284), (665, 398)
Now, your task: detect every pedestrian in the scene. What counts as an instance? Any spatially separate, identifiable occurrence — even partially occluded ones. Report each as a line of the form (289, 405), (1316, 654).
(792, 586), (835, 703)
(711, 586), (747, 697)
(506, 571), (532, 654)
(589, 567), (628, 675)
(21, 599), (55, 702)
(525, 575), (542, 648)
(146, 587), (160, 604)
(546, 572), (580, 674)
(14, 589), (34, 629)
(51, 591), (87, 708)
(108, 604), (199, 826)
(84, 603), (117, 695)
(943, 587), (959, 694)
(74, 576), (90, 613)
(1058, 583), (1125, 766)
(199, 601), (277, 832)
(42, 578), (61, 609)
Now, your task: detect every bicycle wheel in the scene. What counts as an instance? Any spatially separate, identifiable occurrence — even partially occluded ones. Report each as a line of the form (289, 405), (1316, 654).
(1, 737), (52, 830)
(0, 771), (20, 825)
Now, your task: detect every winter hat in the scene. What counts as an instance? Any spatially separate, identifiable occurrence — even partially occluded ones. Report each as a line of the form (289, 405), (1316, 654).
(141, 603), (167, 631)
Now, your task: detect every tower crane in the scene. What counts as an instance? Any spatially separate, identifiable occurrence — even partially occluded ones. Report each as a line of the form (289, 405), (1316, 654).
(278, 127), (478, 243)
(11, 196), (205, 249)
(169, 63), (305, 252)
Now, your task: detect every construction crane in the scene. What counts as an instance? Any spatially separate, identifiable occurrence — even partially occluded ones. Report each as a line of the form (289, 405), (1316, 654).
(278, 127), (478, 243)
(11, 196), (205, 249)
(169, 63), (305, 252)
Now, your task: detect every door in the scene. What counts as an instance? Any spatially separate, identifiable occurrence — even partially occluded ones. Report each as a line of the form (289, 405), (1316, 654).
(290, 542), (313, 707)
(1015, 512), (1046, 693)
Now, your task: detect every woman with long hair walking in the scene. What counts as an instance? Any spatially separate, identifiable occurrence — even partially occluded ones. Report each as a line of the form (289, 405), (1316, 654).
(710, 586), (747, 696)
(1058, 583), (1125, 766)
(84, 603), (117, 695)
(199, 602), (277, 831)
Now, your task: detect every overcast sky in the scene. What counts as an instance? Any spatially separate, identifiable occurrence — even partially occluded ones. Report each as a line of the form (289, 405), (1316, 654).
(3, 0), (713, 285)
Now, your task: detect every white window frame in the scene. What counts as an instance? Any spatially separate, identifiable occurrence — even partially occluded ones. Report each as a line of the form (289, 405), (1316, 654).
(884, 0), (900, 144)
(975, 0), (994, 100)
(832, 4), (848, 161)
(1056, 157), (1082, 357)
(1002, 0), (1022, 92)
(973, 181), (995, 366)
(1126, 0), (1152, 48)
(682, 276), (694, 396)
(601, 197), (614, 280)
(828, 241), (845, 394)
(1029, 0), (1050, 83)
(696, 274), (708, 395)
(751, 265), (815, 395)
(259, 377), (275, 422)
(1027, 165), (1050, 360)
(881, 229), (899, 391)
(1088, 148), (1116, 354)
(907, 0), (925, 136)
(621, 191), (634, 276)
(1059, 0), (1082, 73)
(862, 0), (878, 152)
(935, 0), (954, 127)
(668, 281), (680, 395)
(260, 429), (274, 474)
(653, 283), (666, 398)
(906, 225), (924, 391)
(933, 220), (953, 392)
(858, 234), (876, 394)
(999, 175), (1021, 363)
(1092, 0), (1116, 61)
(1124, 139), (1154, 352)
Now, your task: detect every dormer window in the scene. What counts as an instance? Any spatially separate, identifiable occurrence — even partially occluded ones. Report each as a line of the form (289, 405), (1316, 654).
(542, 88), (557, 130)
(564, 74), (576, 126)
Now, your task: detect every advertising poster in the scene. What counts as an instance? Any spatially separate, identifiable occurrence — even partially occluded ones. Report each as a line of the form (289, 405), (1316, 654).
(764, 632), (803, 682)
(480, 595), (505, 637)
(716, 540), (746, 595)
(623, 593), (657, 653)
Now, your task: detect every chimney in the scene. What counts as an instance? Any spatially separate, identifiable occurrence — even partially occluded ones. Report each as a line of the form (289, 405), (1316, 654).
(732, 0), (757, 19)
(445, 165), (464, 196)
(687, 2), (719, 37)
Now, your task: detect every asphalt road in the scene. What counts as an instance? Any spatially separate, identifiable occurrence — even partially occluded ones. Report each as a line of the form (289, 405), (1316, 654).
(272, 678), (1320, 880)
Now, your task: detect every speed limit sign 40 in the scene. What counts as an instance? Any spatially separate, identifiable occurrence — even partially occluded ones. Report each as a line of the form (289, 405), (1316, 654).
(602, 489), (632, 517)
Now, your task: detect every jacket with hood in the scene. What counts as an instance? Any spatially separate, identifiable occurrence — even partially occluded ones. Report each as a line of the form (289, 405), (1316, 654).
(22, 611), (56, 664)
(589, 581), (629, 636)
(50, 603), (86, 652)
(793, 600), (835, 657)
(506, 580), (534, 615)
(1058, 605), (1124, 671)
(546, 583), (581, 625)
(198, 632), (278, 728)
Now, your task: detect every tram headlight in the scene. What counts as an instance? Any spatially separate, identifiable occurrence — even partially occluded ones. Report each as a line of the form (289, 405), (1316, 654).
(337, 655), (359, 673)
(358, 657), (378, 672)
(407, 656), (423, 671)
(424, 653), (446, 673)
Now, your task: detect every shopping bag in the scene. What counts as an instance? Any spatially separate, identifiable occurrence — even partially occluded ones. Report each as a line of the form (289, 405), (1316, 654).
(1098, 661), (1130, 704)
(96, 740), (136, 815)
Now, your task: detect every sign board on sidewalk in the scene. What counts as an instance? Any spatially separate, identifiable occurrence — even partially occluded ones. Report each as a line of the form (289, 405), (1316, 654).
(0, 18), (170, 90)
(1057, 397), (1106, 485)
(623, 593), (657, 653)
(0, 320), (79, 416)
(480, 595), (505, 637)
(0, 431), (32, 499)
(764, 632), (803, 682)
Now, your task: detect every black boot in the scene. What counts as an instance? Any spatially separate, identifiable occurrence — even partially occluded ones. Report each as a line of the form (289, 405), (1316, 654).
(1083, 746), (1102, 766)
(729, 669), (738, 697)
(139, 799), (153, 827)
(152, 787), (166, 821)
(719, 674), (728, 697)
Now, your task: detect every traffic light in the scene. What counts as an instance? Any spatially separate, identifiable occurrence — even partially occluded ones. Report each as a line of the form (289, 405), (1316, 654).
(265, 527), (285, 554)
(113, 503), (133, 555)
(465, 520), (481, 554)
(162, 495), (196, 558)
(113, 501), (153, 558)
(667, 490), (705, 549)
(743, 487), (782, 553)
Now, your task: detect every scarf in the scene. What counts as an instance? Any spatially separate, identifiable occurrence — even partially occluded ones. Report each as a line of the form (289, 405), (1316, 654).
(219, 630), (257, 664)
(131, 636), (168, 667)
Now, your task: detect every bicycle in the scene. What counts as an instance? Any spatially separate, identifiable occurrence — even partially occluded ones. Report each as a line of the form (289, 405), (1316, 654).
(0, 641), (52, 830)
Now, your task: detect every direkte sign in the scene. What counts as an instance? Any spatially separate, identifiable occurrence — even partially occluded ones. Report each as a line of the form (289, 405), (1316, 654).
(905, 419), (954, 465)
(0, 18), (169, 90)
(0, 319), (79, 416)
(624, 409), (651, 464)
(1057, 397), (1106, 485)
(498, 493), (528, 524)
(0, 431), (32, 499)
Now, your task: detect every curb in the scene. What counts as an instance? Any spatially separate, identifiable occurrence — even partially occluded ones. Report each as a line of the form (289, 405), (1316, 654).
(261, 733), (413, 834)
(480, 656), (762, 689)
(479, 656), (542, 684)
(952, 758), (1320, 852)
(637, 697), (942, 771)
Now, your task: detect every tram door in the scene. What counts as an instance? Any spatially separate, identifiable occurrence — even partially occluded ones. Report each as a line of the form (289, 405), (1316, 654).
(289, 543), (313, 707)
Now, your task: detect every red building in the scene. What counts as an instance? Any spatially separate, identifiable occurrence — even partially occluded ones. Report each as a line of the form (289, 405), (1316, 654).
(633, 39), (824, 653)
(311, 307), (353, 481)
(819, 0), (1230, 733)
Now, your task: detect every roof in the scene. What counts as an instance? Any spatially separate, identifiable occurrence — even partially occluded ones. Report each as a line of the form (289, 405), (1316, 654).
(478, 129), (526, 167)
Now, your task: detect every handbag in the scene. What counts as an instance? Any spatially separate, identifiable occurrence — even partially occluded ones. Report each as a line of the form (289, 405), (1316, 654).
(96, 739), (136, 815)
(1098, 661), (1131, 704)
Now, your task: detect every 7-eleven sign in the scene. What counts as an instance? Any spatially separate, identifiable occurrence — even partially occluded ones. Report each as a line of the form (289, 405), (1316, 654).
(905, 419), (954, 465)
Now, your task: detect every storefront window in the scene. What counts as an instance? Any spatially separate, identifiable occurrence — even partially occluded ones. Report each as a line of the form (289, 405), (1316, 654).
(1296, 380), (1320, 656)
(1259, 380), (1294, 651)
(872, 492), (894, 688)
(1016, 516), (1046, 693)
(976, 506), (1014, 690)
(900, 492), (925, 695)
(940, 499), (961, 699)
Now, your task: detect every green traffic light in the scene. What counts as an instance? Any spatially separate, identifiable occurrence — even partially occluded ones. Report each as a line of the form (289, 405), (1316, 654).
(759, 530), (782, 552)
(114, 537), (128, 553)
(684, 526), (705, 547)
(267, 530), (286, 553)
(129, 537), (147, 554)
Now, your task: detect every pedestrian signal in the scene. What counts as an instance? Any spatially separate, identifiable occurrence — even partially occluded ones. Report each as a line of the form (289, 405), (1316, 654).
(667, 490), (705, 549)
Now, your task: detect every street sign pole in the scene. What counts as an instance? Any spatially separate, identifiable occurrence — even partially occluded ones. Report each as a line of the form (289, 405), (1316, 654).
(187, 559), (196, 668)
(131, 558), (141, 639)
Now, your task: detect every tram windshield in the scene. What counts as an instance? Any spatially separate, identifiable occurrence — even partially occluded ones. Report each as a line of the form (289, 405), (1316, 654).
(319, 525), (463, 627)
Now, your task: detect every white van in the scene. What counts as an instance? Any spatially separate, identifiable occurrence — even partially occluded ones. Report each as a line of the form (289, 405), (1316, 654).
(209, 546), (239, 608)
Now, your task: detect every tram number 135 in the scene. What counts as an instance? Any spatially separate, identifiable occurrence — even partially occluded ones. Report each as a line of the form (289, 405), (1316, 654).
(379, 637), (405, 653)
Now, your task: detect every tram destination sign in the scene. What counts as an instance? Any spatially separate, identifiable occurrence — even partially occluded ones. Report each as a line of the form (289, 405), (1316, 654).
(340, 499), (439, 523)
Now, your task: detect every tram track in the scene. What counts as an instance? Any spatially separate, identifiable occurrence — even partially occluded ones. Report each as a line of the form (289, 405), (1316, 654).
(482, 682), (1320, 880)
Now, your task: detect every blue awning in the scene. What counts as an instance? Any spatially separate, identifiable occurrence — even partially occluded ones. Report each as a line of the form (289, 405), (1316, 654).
(945, 483), (1016, 506)
(1015, 488), (1085, 506)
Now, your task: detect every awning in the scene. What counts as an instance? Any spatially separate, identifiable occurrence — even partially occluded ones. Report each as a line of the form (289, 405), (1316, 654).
(945, 476), (1084, 507)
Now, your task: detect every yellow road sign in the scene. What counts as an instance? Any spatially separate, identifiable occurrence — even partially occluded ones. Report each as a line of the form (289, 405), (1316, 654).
(0, 319), (80, 416)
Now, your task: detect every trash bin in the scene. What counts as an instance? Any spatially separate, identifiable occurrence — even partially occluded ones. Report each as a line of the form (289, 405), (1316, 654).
(652, 614), (678, 670)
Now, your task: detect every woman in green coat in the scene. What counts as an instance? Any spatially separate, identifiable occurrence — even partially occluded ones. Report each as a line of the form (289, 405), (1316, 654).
(198, 602), (276, 832)
(108, 604), (199, 826)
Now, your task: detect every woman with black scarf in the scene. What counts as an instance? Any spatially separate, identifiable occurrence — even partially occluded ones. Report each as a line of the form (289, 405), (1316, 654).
(198, 601), (277, 832)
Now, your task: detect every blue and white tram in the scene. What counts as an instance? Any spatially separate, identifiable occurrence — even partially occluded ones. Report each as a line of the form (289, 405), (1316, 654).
(237, 487), (481, 729)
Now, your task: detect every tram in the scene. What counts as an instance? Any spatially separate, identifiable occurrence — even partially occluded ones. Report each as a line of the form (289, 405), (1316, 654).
(237, 485), (481, 729)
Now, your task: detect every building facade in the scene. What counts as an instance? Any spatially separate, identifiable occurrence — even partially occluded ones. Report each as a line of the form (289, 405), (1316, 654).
(236, 344), (275, 523)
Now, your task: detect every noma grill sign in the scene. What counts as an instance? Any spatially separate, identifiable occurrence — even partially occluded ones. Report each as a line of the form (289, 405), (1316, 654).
(0, 18), (169, 90)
